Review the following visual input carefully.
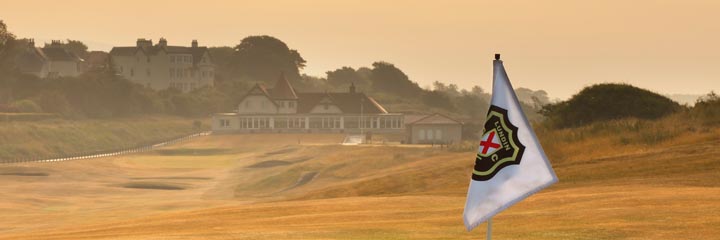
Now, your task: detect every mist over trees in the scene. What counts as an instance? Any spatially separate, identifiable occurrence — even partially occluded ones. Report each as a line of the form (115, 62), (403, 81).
(0, 20), (16, 72)
(326, 66), (371, 91)
(225, 35), (306, 84)
(3, 19), (718, 140)
(0, 19), (556, 136)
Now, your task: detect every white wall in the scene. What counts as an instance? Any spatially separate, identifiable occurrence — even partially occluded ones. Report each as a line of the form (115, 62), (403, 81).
(276, 100), (298, 114)
(111, 49), (215, 92)
(212, 115), (239, 131)
(309, 104), (342, 114)
(238, 95), (278, 114)
(47, 60), (80, 77)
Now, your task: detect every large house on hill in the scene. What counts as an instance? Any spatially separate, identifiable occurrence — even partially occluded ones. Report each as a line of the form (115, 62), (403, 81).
(16, 40), (83, 78)
(212, 74), (405, 134)
(109, 38), (214, 92)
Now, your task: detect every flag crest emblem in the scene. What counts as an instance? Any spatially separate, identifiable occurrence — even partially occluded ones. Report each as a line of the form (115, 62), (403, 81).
(472, 105), (526, 181)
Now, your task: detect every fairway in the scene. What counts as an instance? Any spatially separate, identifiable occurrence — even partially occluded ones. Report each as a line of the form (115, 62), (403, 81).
(0, 131), (718, 239)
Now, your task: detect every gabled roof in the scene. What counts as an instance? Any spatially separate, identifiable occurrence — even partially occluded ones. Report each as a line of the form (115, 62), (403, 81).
(109, 44), (209, 65)
(237, 83), (279, 107)
(15, 46), (82, 73)
(109, 47), (138, 56)
(41, 47), (81, 61)
(406, 113), (462, 125)
(269, 73), (298, 100)
(15, 48), (46, 73)
(296, 92), (387, 114)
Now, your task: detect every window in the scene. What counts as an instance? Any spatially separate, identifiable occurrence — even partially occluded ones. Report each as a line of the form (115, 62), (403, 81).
(130, 68), (134, 77)
(219, 119), (230, 127)
(427, 129), (434, 140)
(288, 101), (295, 108)
(323, 104), (329, 110)
(419, 129), (425, 140)
(119, 66), (124, 73)
(146, 69), (151, 77)
(184, 56), (191, 63)
(436, 129), (442, 140)
(170, 56), (175, 63)
(169, 68), (175, 78)
(147, 57), (151, 63)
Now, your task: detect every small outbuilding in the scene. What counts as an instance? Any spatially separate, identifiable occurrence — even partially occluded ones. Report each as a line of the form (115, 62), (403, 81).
(405, 113), (462, 144)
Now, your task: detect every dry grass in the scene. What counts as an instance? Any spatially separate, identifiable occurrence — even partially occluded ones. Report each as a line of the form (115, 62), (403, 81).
(0, 122), (718, 239)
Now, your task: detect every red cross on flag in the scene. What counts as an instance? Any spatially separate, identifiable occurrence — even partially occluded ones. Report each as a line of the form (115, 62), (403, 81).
(463, 54), (558, 231)
(479, 131), (501, 155)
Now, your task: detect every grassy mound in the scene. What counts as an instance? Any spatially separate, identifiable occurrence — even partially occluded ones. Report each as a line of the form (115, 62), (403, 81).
(542, 83), (681, 127)
(0, 116), (206, 160)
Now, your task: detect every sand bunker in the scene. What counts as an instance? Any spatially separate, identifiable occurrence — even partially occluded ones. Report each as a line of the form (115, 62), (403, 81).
(121, 182), (187, 190)
(264, 147), (297, 156)
(0, 167), (50, 177)
(282, 172), (318, 191)
(0, 172), (49, 176)
(130, 176), (212, 180)
(247, 160), (292, 168)
(246, 156), (313, 168)
(155, 148), (228, 156)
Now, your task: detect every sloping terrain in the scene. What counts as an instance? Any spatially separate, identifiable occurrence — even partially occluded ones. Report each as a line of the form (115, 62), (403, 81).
(0, 127), (718, 239)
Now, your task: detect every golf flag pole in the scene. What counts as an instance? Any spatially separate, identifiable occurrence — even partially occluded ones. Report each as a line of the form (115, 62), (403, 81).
(487, 218), (492, 240)
(463, 54), (558, 232)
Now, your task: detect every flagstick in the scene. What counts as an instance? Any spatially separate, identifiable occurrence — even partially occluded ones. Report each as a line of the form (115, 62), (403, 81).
(486, 218), (492, 240)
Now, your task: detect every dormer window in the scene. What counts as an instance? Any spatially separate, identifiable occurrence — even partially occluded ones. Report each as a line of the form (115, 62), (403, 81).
(289, 101), (295, 108)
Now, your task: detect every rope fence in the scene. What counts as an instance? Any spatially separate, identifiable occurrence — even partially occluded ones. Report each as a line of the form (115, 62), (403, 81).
(0, 131), (212, 164)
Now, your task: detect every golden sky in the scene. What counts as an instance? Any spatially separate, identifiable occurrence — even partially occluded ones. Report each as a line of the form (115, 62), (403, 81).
(2, 0), (719, 99)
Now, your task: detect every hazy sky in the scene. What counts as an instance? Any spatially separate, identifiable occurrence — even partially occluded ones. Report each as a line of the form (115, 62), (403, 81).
(3, 0), (719, 99)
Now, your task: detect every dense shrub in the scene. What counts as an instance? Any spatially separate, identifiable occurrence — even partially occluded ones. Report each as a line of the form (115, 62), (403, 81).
(692, 92), (720, 125)
(10, 99), (42, 112)
(541, 83), (681, 128)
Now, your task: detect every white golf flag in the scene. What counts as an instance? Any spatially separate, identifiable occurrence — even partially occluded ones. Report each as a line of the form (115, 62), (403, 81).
(463, 55), (558, 231)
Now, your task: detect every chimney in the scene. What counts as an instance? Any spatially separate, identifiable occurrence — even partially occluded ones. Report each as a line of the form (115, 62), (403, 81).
(349, 82), (356, 93)
(191, 39), (198, 48)
(50, 40), (62, 47)
(136, 38), (152, 48)
(28, 38), (35, 47)
(158, 38), (167, 47)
